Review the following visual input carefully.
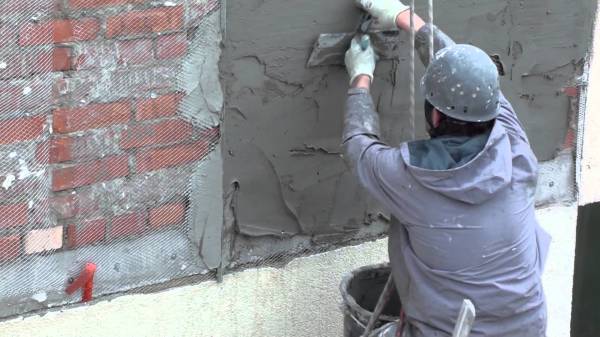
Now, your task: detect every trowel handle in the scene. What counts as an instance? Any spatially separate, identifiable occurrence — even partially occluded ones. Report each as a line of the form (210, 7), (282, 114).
(359, 34), (371, 51)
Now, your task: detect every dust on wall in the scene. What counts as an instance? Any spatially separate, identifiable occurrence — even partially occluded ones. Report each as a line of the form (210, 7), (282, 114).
(220, 0), (596, 258)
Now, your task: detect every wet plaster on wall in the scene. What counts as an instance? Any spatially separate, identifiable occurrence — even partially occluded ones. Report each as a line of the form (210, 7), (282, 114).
(221, 0), (595, 246)
(222, 0), (412, 242)
(177, 10), (224, 269)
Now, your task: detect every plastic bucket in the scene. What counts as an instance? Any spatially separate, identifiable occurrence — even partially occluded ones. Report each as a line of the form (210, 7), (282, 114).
(340, 263), (401, 337)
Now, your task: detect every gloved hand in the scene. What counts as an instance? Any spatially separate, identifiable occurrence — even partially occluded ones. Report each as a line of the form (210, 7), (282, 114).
(345, 35), (377, 85)
(356, 0), (409, 31)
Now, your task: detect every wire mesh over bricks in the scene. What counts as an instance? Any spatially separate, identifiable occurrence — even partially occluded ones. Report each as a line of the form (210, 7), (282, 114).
(0, 235), (21, 263)
(116, 38), (155, 66)
(135, 93), (183, 121)
(68, 0), (146, 10)
(109, 212), (147, 239)
(149, 202), (185, 229)
(135, 140), (211, 173)
(157, 33), (188, 60)
(50, 193), (99, 221)
(51, 155), (130, 191)
(66, 219), (107, 248)
(19, 18), (100, 46)
(0, 203), (28, 229)
(39, 129), (122, 164)
(59, 65), (180, 103)
(0, 76), (56, 115)
(0, 116), (46, 146)
(106, 6), (184, 38)
(53, 101), (131, 134)
(0, 0), (60, 17)
(72, 42), (118, 71)
(0, 24), (19, 50)
(120, 119), (193, 149)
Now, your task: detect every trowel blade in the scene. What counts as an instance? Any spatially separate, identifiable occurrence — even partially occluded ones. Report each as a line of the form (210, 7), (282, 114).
(307, 31), (403, 68)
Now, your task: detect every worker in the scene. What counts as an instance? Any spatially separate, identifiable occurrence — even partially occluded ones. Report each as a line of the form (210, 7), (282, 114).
(343, 0), (551, 336)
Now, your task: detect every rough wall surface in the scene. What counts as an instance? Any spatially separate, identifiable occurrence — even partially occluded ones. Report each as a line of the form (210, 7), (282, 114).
(0, 205), (577, 337)
(0, 0), (224, 318)
(221, 0), (595, 252)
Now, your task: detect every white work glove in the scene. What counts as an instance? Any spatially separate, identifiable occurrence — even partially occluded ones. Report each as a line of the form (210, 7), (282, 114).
(345, 35), (377, 85)
(356, 0), (409, 31)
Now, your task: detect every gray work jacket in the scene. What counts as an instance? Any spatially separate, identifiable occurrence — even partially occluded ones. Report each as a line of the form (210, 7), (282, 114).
(342, 26), (550, 337)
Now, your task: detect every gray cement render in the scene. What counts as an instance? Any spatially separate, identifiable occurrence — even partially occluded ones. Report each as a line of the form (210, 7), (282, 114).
(221, 0), (595, 240)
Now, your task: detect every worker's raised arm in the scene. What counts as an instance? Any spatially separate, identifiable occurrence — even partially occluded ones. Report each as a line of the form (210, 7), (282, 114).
(342, 36), (382, 168)
(341, 37), (408, 214)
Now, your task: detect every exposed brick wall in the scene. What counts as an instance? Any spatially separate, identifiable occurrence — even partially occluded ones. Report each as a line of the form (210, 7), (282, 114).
(0, 0), (221, 265)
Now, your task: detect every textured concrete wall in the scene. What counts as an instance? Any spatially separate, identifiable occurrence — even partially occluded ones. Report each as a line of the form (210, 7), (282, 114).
(0, 205), (577, 337)
(221, 0), (594, 262)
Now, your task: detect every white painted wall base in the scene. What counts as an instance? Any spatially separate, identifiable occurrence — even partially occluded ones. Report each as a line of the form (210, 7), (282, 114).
(0, 205), (576, 337)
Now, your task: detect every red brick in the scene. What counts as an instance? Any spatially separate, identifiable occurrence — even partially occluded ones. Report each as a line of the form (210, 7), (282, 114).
(49, 137), (74, 163)
(69, 0), (145, 9)
(53, 101), (130, 134)
(135, 93), (182, 121)
(66, 219), (106, 248)
(106, 6), (184, 38)
(28, 47), (73, 76)
(136, 140), (210, 172)
(0, 116), (45, 145)
(156, 33), (187, 59)
(52, 155), (130, 191)
(40, 131), (120, 164)
(563, 86), (578, 97)
(116, 38), (154, 65)
(19, 18), (100, 46)
(37, 137), (76, 164)
(110, 212), (146, 238)
(0, 203), (28, 229)
(120, 119), (192, 149)
(24, 226), (63, 254)
(149, 203), (185, 229)
(0, 235), (21, 263)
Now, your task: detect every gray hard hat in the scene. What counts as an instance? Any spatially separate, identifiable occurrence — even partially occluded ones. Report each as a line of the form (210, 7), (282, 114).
(421, 44), (500, 123)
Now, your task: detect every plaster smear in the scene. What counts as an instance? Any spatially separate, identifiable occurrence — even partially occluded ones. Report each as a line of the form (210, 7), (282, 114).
(221, 0), (595, 240)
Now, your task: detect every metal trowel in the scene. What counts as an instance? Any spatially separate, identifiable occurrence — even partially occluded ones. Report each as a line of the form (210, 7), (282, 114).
(307, 12), (403, 68)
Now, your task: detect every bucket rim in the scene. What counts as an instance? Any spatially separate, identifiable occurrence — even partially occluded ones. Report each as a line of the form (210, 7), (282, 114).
(339, 263), (399, 324)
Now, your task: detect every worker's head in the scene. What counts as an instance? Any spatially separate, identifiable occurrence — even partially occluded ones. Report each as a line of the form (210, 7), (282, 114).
(421, 44), (500, 137)
(424, 99), (495, 138)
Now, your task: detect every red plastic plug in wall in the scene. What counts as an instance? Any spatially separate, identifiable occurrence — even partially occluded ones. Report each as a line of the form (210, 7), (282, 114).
(66, 262), (97, 302)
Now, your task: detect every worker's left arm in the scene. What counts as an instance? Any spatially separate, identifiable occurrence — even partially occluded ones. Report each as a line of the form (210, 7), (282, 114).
(342, 37), (403, 212)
